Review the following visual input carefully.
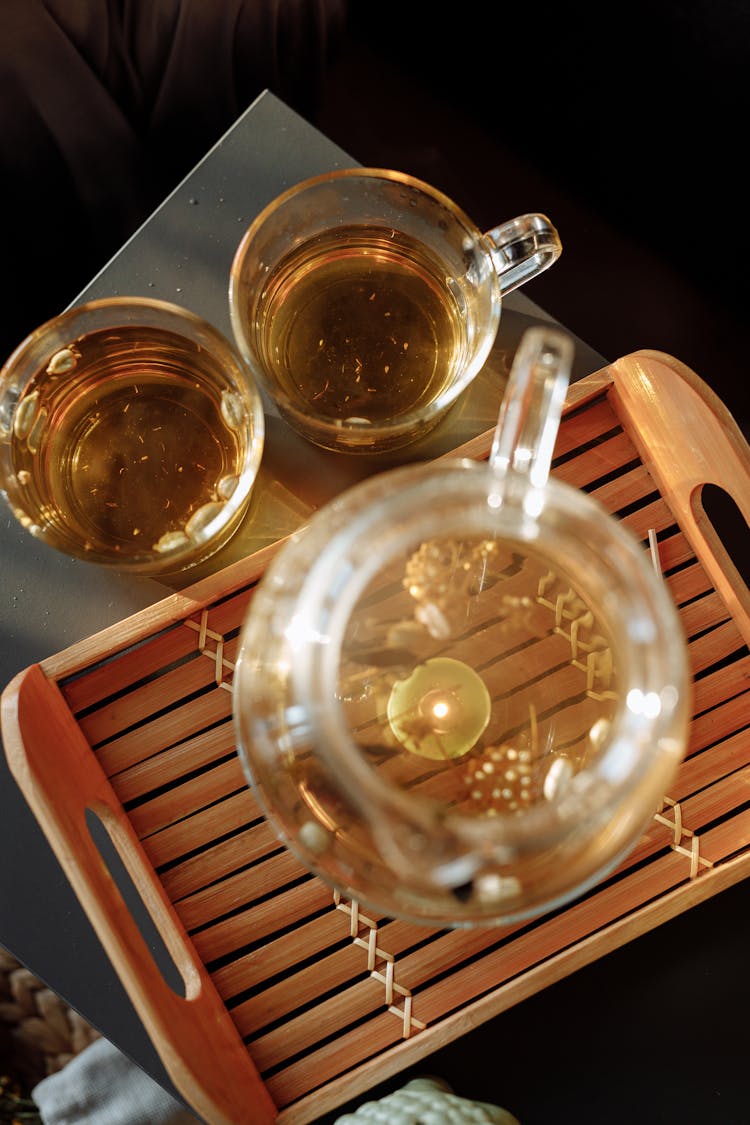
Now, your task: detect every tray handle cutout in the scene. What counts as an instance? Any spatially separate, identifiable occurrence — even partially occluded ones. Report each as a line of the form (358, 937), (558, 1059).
(1, 663), (277, 1125)
(84, 805), (187, 998)
(609, 350), (750, 647)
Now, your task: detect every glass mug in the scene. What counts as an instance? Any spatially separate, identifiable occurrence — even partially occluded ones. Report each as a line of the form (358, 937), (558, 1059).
(233, 326), (691, 927)
(229, 167), (562, 454)
(0, 297), (265, 575)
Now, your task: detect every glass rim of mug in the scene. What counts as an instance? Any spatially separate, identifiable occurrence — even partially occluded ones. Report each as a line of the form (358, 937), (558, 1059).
(228, 166), (507, 453)
(234, 454), (691, 917)
(0, 295), (266, 575)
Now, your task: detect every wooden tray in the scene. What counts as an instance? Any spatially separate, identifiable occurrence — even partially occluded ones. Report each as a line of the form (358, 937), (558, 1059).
(3, 351), (749, 1125)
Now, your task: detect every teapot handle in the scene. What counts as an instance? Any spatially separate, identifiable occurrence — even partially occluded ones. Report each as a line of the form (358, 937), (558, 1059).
(488, 325), (574, 494)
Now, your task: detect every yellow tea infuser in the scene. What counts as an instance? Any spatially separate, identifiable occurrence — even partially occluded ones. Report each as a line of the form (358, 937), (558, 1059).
(233, 326), (691, 926)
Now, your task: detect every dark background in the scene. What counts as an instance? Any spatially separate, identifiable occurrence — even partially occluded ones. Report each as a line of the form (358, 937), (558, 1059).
(316, 3), (748, 439)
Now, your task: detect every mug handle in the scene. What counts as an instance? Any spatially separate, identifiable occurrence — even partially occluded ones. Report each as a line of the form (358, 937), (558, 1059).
(488, 325), (574, 494)
(484, 213), (562, 295)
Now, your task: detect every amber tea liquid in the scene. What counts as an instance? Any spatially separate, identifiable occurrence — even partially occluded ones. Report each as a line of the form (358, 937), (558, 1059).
(10, 325), (248, 564)
(255, 225), (464, 424)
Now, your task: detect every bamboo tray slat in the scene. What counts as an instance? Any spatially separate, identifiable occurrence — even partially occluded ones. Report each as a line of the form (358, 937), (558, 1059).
(2, 350), (749, 1125)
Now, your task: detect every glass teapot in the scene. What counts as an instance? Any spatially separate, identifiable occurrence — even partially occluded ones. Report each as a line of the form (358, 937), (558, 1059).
(233, 326), (691, 927)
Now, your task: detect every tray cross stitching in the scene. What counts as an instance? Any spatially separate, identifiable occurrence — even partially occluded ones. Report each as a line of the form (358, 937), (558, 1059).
(3, 351), (750, 1125)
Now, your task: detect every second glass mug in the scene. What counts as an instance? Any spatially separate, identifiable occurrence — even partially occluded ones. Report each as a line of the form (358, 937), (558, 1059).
(232, 326), (691, 928)
(229, 167), (562, 454)
(0, 297), (266, 575)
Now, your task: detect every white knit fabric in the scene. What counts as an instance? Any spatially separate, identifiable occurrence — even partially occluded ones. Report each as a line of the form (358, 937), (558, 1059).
(32, 1037), (200, 1125)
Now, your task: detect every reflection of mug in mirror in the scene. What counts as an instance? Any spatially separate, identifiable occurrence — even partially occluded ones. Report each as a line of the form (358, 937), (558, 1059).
(233, 327), (691, 927)
(0, 297), (265, 575)
(229, 168), (562, 454)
